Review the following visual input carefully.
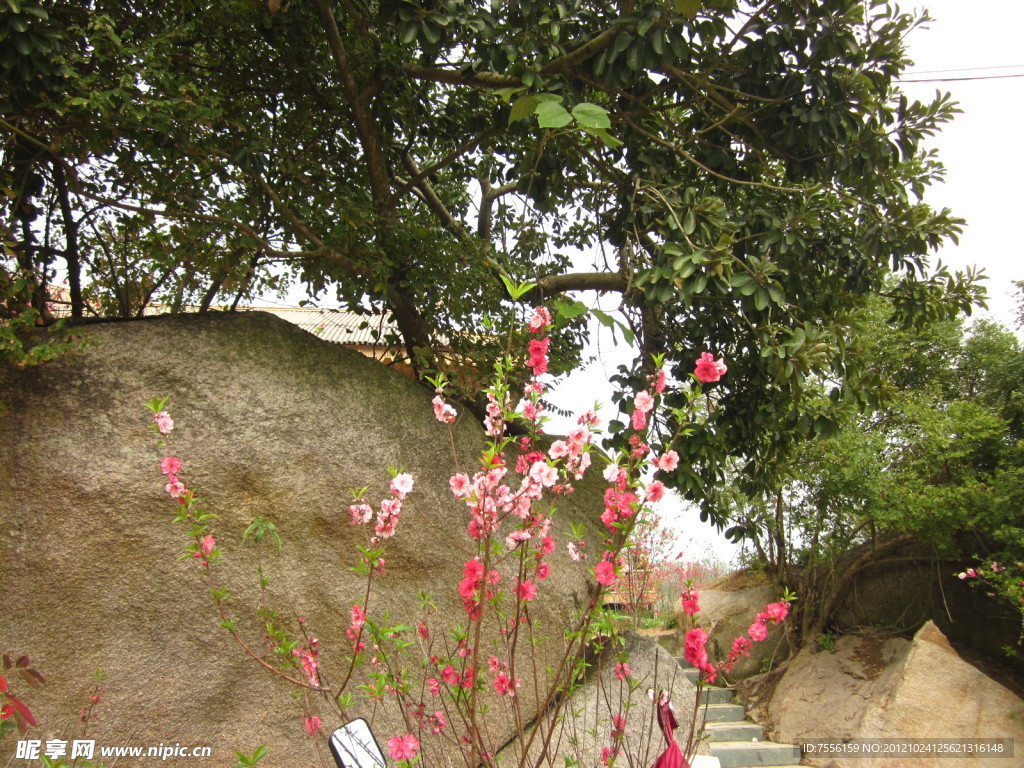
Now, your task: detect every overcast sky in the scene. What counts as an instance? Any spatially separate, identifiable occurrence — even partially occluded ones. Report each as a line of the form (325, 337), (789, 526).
(899, 0), (1024, 325)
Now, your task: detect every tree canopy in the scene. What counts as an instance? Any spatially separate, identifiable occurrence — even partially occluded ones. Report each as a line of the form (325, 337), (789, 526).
(730, 299), (1024, 642)
(1, 0), (985, 521)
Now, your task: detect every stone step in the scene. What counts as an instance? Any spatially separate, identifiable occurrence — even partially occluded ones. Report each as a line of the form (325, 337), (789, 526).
(709, 741), (803, 767)
(700, 687), (735, 704)
(701, 721), (764, 742)
(702, 703), (747, 722)
(681, 666), (700, 682)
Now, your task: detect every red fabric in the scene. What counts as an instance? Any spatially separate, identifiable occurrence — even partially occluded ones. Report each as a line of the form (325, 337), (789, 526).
(651, 700), (690, 768)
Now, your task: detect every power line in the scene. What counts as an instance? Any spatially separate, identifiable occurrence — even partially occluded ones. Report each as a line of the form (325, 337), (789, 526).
(897, 73), (1024, 83)
(903, 64), (1024, 75)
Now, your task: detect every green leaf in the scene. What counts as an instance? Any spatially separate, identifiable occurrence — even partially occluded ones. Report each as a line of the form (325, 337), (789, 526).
(552, 297), (588, 320)
(674, 0), (701, 19)
(571, 102), (611, 130)
(509, 94), (540, 124)
(535, 101), (572, 128)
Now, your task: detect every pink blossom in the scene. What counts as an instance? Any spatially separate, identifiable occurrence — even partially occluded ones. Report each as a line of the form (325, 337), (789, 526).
(680, 589), (700, 616)
(387, 734), (420, 762)
(761, 601), (789, 624)
(154, 411), (174, 434)
(567, 542), (583, 561)
(506, 529), (531, 549)
(644, 480), (666, 503)
(614, 662), (632, 681)
(493, 672), (520, 697)
(595, 559), (617, 586)
(432, 395), (457, 424)
(655, 450), (679, 472)
(430, 711), (446, 734)
(683, 628), (709, 669)
(515, 578), (538, 602)
(417, 622), (428, 640)
(160, 456), (182, 476)
(631, 408), (647, 431)
(350, 503), (373, 524)
(449, 473), (471, 497)
(165, 476), (187, 500)
(347, 604), (366, 640)
(748, 621), (768, 642)
(441, 665), (459, 686)
(522, 401), (540, 421)
(528, 306), (553, 332)
(200, 535), (216, 557)
(524, 381), (545, 397)
(694, 352), (728, 383)
(536, 561), (550, 580)
(729, 636), (753, 663)
(602, 464), (621, 483)
(528, 337), (550, 376)
(529, 460), (558, 488)
(427, 678), (440, 695)
(304, 716), (322, 736)
(390, 473), (414, 499)
(653, 368), (668, 394)
(611, 714), (626, 740)
(634, 390), (655, 414)
(548, 440), (569, 459)
(294, 645), (320, 687)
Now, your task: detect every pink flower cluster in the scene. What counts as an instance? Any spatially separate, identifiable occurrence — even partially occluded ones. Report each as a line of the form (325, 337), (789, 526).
(432, 394), (457, 424)
(192, 534), (216, 566)
(631, 390), (655, 431)
(406, 701), (446, 734)
(528, 337), (550, 376)
(594, 553), (620, 586)
(683, 628), (716, 682)
(348, 473), (415, 542)
(347, 604), (366, 643)
(304, 716), (322, 737)
(683, 599), (790, 682)
(387, 734), (420, 762)
(292, 638), (320, 687)
(694, 352), (727, 383)
(160, 454), (190, 504)
(680, 588), (700, 616)
(614, 662), (632, 681)
(748, 601), (789, 643)
(528, 306), (552, 333)
(457, 557), (501, 619)
(153, 411), (174, 434)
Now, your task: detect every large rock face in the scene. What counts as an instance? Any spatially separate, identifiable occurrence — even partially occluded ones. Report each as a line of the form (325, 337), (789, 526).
(0, 312), (611, 765)
(768, 622), (1024, 767)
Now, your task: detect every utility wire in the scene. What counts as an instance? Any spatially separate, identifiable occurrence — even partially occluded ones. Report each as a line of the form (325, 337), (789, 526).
(897, 73), (1024, 83)
(903, 64), (1024, 75)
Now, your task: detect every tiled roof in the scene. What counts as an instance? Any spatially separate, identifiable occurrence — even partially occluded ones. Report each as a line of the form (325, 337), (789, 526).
(44, 287), (399, 349)
(242, 306), (399, 347)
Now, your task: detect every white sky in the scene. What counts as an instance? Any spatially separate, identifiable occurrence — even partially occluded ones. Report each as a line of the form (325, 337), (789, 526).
(899, 0), (1024, 324)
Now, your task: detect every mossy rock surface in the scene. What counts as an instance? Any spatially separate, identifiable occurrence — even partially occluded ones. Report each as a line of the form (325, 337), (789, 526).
(0, 312), (610, 765)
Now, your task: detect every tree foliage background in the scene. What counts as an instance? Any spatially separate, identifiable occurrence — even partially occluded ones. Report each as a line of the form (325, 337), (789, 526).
(4, 0), (1008, 625)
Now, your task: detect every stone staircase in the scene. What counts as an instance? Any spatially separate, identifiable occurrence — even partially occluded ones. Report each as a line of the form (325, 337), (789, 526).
(676, 659), (804, 768)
